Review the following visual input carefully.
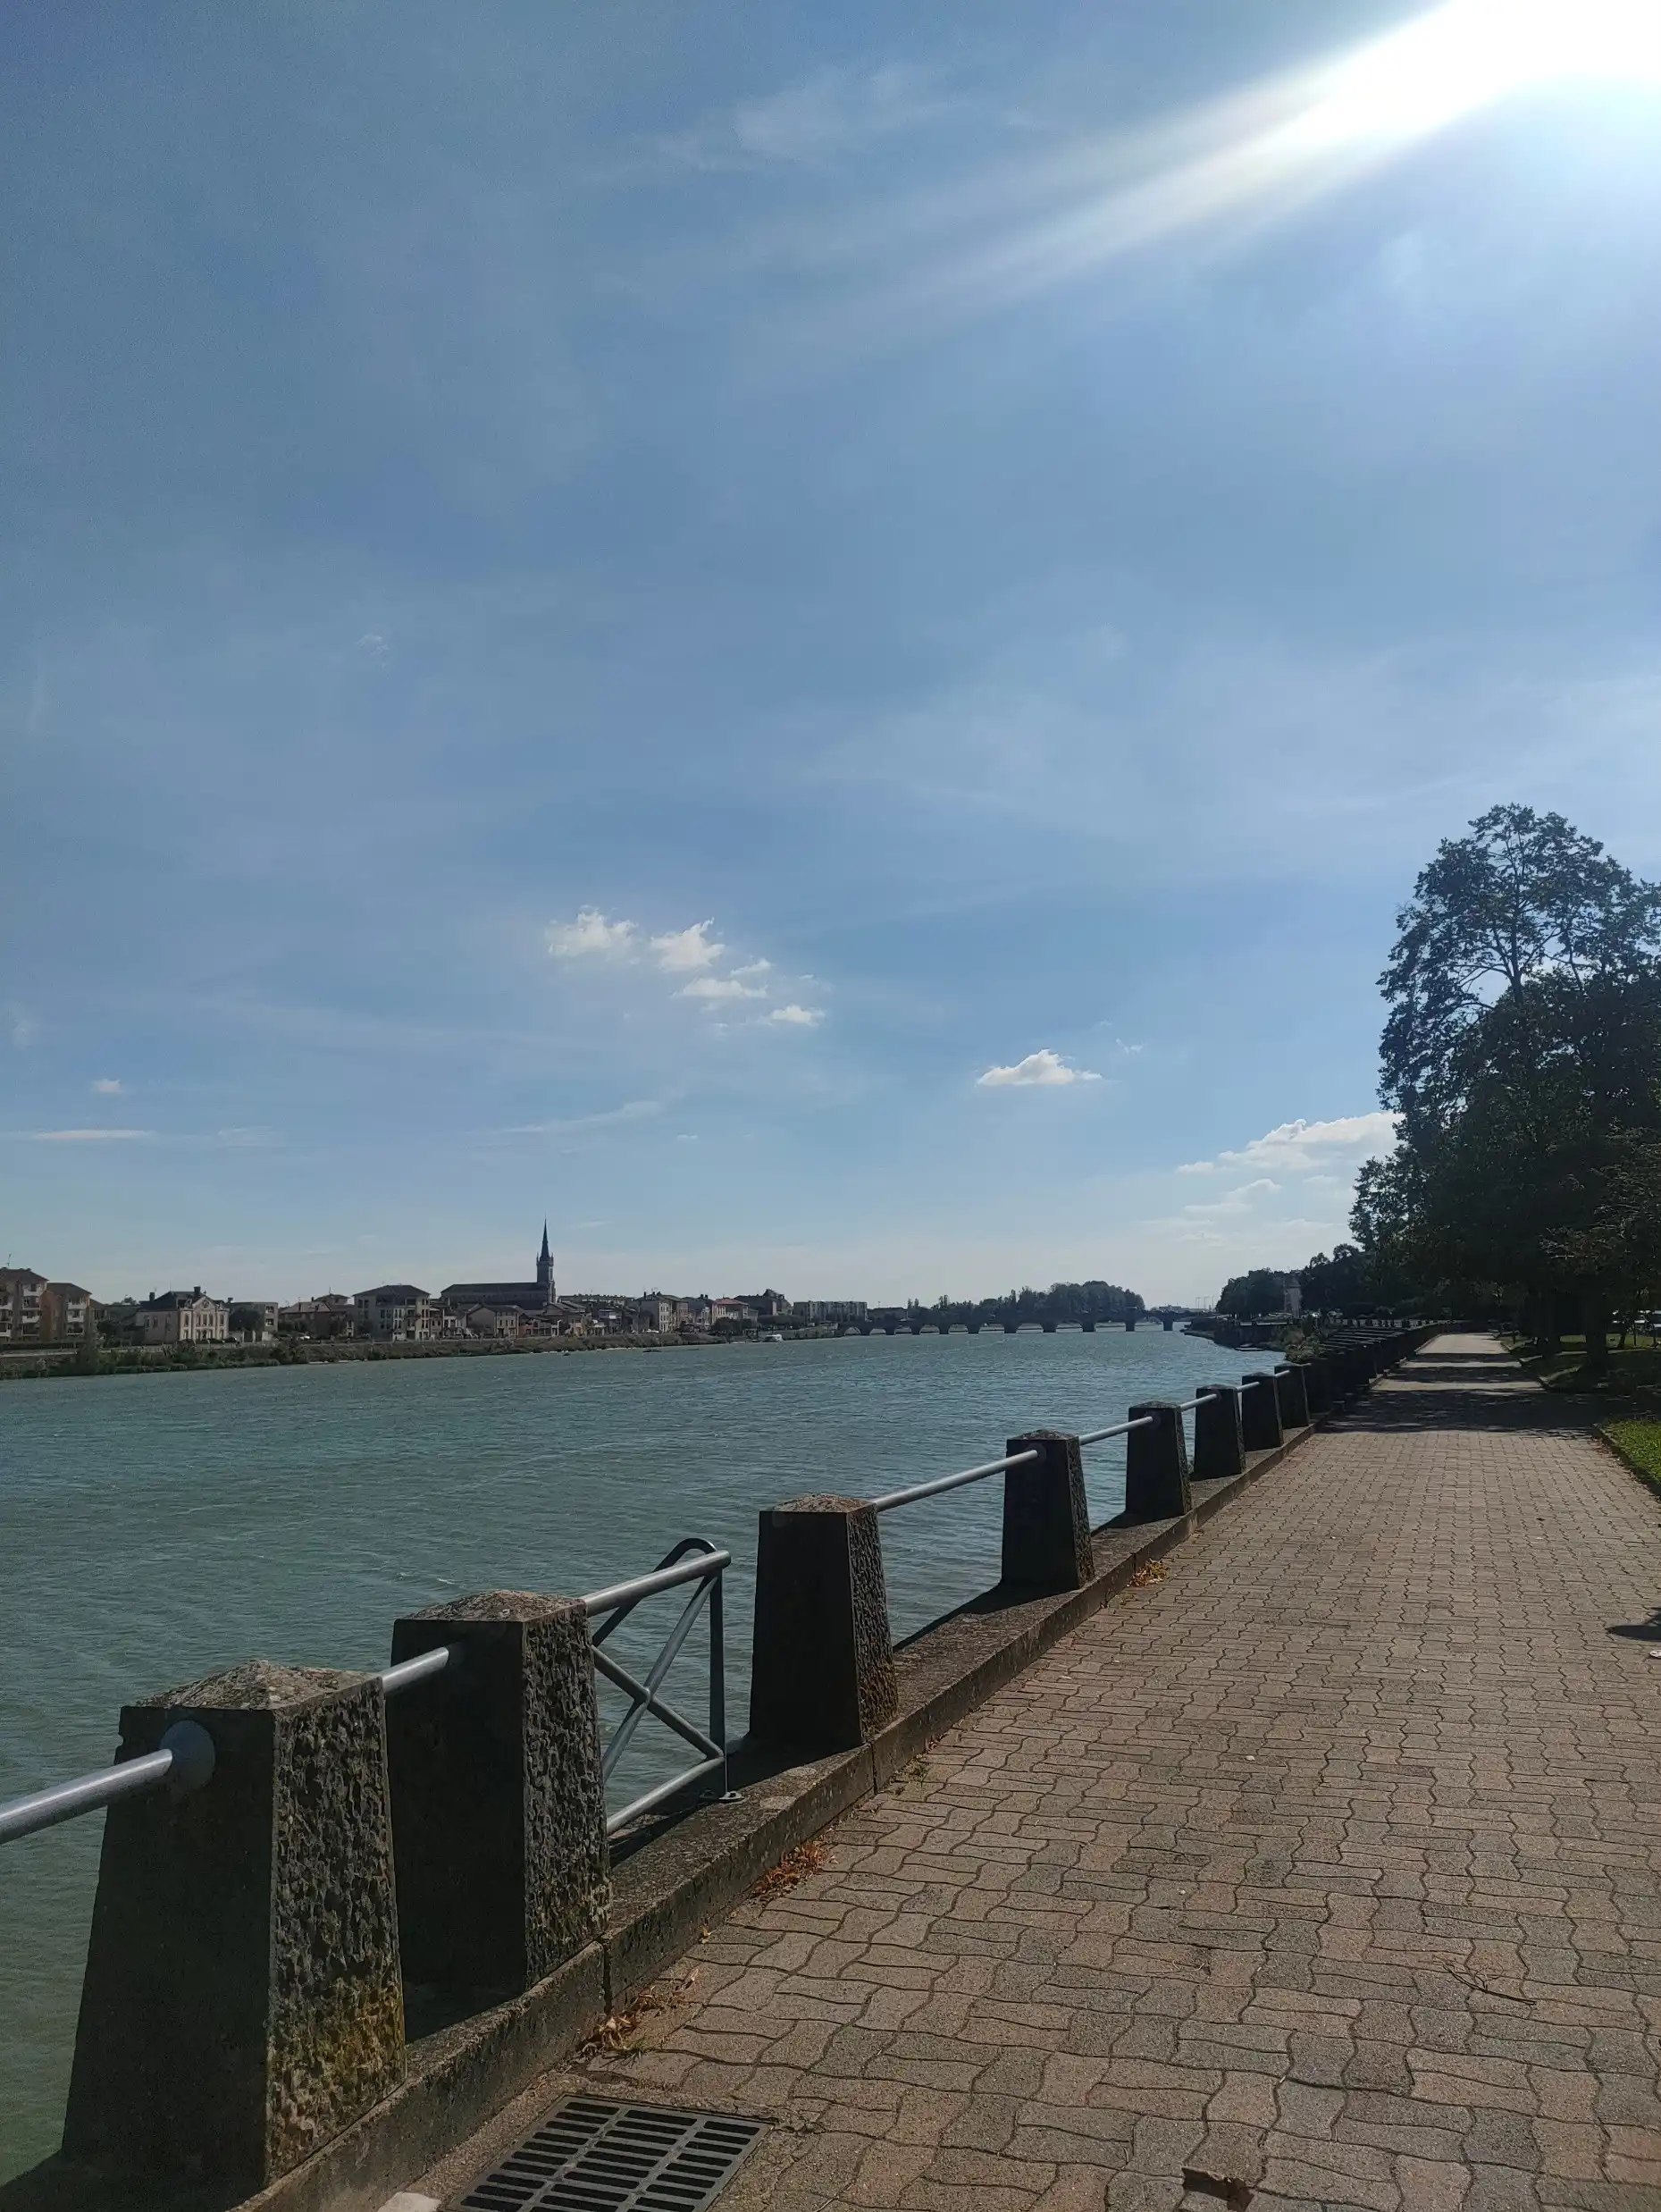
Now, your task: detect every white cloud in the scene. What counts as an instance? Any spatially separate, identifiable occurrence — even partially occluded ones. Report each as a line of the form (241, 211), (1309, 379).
(9, 1005), (38, 1050)
(733, 959), (772, 979)
(651, 920), (726, 972)
(679, 974), (767, 1001)
(1178, 1111), (1397, 1175)
(768, 1004), (825, 1027)
(547, 908), (640, 958)
(977, 1048), (1103, 1089)
(91, 1077), (124, 1094)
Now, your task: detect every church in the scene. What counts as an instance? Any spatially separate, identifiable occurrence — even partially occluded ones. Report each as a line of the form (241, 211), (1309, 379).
(440, 1224), (557, 1316)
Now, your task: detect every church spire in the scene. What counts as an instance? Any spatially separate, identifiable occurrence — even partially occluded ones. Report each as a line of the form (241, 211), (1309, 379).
(536, 1222), (554, 1304)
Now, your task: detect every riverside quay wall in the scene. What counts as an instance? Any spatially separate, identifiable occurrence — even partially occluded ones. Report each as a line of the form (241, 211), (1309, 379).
(0, 1331), (1431, 2212)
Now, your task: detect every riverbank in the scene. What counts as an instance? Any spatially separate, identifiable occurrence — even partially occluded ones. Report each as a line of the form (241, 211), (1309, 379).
(0, 1332), (767, 1383)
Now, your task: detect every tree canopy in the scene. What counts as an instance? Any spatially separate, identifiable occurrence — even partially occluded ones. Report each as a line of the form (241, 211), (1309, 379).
(1354, 806), (1661, 1364)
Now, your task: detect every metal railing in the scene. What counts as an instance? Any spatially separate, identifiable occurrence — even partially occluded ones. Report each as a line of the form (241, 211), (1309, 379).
(869, 1446), (1038, 1514)
(0, 1720), (216, 1846)
(0, 1540), (732, 1852)
(584, 1538), (731, 1839)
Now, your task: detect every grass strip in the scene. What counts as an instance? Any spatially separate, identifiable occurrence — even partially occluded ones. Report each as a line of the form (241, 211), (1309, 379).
(1601, 1418), (1661, 1497)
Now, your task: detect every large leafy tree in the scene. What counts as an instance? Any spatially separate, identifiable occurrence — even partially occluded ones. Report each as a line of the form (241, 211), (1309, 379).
(1355, 806), (1661, 1364)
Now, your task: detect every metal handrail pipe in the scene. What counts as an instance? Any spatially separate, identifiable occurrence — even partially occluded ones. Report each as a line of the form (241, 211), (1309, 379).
(0, 1720), (215, 1848)
(591, 1645), (721, 1766)
(605, 1752), (726, 1841)
(1077, 1416), (1156, 1446)
(868, 1447), (1040, 1514)
(599, 1574), (718, 1783)
(582, 1550), (732, 1619)
(379, 1644), (457, 1697)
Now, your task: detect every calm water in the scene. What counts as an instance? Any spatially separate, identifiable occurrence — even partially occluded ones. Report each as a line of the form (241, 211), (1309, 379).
(0, 1326), (1262, 2181)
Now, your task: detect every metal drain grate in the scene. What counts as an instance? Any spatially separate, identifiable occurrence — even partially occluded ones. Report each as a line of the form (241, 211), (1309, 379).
(458, 2094), (766, 2212)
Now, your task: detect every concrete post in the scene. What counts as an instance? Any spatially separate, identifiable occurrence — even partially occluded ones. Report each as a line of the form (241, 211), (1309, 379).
(1002, 1431), (1092, 1593)
(1124, 1401), (1191, 1522)
(750, 1496), (898, 1751)
(1240, 1372), (1285, 1451)
(1193, 1384), (1246, 1480)
(1274, 1365), (1311, 1429)
(1298, 1358), (1333, 1417)
(386, 1592), (608, 2000)
(63, 1661), (403, 2197)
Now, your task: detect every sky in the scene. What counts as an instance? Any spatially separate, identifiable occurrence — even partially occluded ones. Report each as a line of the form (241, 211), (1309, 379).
(4, 0), (1660, 1307)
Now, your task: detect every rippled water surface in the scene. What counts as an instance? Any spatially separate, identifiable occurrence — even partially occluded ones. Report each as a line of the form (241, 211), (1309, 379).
(0, 1326), (1263, 2180)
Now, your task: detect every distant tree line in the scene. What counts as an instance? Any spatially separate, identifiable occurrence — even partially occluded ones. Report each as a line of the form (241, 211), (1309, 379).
(1217, 1246), (1371, 1321)
(874, 1281), (1145, 1328)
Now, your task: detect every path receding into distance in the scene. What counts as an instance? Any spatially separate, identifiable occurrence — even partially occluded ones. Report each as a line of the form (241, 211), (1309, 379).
(424, 1335), (1661, 2212)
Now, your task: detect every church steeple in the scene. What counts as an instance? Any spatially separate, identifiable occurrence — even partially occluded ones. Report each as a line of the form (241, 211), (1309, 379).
(536, 1222), (554, 1305)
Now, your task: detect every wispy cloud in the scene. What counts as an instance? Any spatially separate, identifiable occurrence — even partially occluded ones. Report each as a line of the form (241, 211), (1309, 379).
(977, 1048), (1102, 1089)
(768, 1004), (824, 1027)
(1178, 1112), (1397, 1175)
(659, 63), (958, 172)
(496, 1099), (665, 1139)
(548, 908), (639, 958)
(9, 1005), (38, 1050)
(91, 1077), (125, 1094)
(21, 1127), (154, 1143)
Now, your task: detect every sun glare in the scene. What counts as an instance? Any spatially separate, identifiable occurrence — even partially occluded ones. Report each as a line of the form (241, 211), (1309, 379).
(1302, 0), (1661, 152)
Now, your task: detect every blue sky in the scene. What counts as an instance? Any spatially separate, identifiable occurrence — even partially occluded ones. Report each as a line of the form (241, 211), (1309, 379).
(4, 0), (1660, 1305)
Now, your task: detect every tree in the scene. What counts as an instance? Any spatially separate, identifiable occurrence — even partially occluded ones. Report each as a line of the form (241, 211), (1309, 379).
(1298, 1245), (1369, 1315)
(1379, 803), (1661, 1140)
(75, 1308), (100, 1376)
(1355, 807), (1661, 1367)
(1218, 1268), (1294, 1318)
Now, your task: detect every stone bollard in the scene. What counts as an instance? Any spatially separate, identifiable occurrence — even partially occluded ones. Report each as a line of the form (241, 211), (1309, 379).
(1123, 1401), (1191, 1522)
(63, 1661), (404, 2197)
(750, 1496), (898, 1751)
(1193, 1384), (1246, 1480)
(1002, 1431), (1092, 1592)
(1274, 1365), (1311, 1429)
(1240, 1372), (1285, 1451)
(386, 1593), (608, 2000)
(1298, 1358), (1333, 1417)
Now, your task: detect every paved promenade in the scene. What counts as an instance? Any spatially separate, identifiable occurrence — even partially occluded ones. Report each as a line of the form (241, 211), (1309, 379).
(440, 1337), (1661, 2210)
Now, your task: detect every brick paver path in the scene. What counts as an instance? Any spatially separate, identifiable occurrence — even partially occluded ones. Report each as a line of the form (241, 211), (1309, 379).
(592, 1337), (1661, 2210)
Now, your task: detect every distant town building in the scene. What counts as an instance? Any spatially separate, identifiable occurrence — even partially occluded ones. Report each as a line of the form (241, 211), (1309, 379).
(353, 1284), (437, 1341)
(226, 1300), (279, 1345)
(0, 1268), (46, 1340)
(795, 1299), (868, 1324)
(279, 1293), (356, 1341)
(138, 1290), (230, 1346)
(634, 1296), (681, 1333)
(440, 1224), (559, 1320)
(728, 1290), (793, 1319)
(42, 1282), (93, 1340)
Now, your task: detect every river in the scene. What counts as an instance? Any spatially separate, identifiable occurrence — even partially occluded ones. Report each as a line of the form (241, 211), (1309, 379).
(0, 1325), (1264, 2182)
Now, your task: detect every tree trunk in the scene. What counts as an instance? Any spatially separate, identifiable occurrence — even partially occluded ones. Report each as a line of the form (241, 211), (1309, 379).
(1584, 1303), (1611, 1375)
